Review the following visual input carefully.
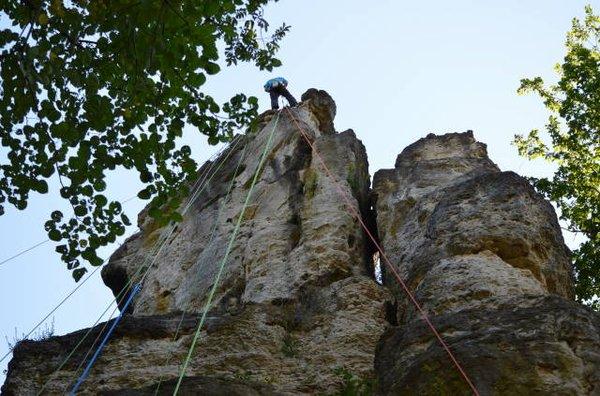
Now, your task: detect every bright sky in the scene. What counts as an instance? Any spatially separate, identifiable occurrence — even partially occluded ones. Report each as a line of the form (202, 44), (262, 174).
(0, 0), (592, 381)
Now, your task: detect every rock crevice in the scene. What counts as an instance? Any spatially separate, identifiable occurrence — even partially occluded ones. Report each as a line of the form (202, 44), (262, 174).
(3, 91), (599, 395)
(372, 131), (598, 395)
(2, 90), (390, 395)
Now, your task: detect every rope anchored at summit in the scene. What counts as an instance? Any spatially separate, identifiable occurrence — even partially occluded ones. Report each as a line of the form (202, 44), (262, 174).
(3, 90), (599, 396)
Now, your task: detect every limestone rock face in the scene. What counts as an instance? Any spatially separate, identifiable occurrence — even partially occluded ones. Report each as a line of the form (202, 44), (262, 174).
(375, 295), (600, 395)
(2, 90), (390, 395)
(4, 98), (600, 395)
(102, 89), (373, 317)
(372, 132), (599, 394)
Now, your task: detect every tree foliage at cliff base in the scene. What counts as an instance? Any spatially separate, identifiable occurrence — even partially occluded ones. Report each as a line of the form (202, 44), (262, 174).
(0, 0), (288, 280)
(515, 5), (599, 309)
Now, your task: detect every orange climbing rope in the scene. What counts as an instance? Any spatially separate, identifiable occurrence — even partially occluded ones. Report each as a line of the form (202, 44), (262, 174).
(284, 107), (480, 395)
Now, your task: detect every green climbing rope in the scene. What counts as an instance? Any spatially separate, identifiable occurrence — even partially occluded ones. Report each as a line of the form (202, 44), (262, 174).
(153, 142), (249, 395)
(37, 139), (243, 395)
(172, 112), (281, 395)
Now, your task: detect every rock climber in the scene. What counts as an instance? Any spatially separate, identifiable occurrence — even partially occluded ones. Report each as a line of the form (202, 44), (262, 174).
(264, 77), (298, 110)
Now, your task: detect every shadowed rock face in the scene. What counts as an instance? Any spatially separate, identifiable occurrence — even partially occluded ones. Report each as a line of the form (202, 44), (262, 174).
(375, 295), (600, 395)
(102, 89), (374, 317)
(372, 132), (600, 394)
(2, 90), (390, 395)
(100, 375), (283, 395)
(3, 98), (600, 395)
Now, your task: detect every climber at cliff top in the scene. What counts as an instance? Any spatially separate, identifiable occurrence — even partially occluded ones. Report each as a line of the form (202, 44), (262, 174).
(264, 77), (298, 110)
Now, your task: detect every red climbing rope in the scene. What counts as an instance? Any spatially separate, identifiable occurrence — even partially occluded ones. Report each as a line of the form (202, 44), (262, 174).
(284, 107), (480, 396)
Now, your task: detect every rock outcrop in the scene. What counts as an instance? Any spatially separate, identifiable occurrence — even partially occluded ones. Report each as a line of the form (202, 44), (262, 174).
(3, 93), (600, 395)
(372, 132), (600, 394)
(2, 90), (390, 395)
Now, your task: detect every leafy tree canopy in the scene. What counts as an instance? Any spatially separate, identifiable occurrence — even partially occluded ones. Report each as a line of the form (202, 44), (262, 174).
(0, 0), (288, 280)
(515, 5), (599, 309)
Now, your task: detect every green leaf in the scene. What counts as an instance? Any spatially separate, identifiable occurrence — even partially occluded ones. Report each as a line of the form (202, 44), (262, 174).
(208, 135), (219, 145)
(55, 244), (68, 254)
(140, 171), (153, 183)
(34, 180), (49, 193)
(137, 188), (152, 200)
(205, 62), (221, 75)
(0, 0), (288, 281)
(93, 180), (107, 191)
(72, 267), (87, 282)
(95, 194), (108, 207)
(51, 210), (63, 221)
(48, 229), (62, 241)
(81, 248), (103, 266)
(170, 211), (183, 222)
(121, 213), (131, 226)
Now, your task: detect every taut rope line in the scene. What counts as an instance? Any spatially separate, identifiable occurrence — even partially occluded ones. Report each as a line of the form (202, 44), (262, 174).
(153, 141), (249, 395)
(172, 112), (281, 395)
(285, 107), (479, 395)
(37, 139), (242, 394)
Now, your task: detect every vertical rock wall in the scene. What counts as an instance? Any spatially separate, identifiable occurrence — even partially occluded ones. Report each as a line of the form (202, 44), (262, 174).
(102, 89), (376, 317)
(372, 132), (600, 395)
(2, 90), (390, 395)
(3, 97), (600, 395)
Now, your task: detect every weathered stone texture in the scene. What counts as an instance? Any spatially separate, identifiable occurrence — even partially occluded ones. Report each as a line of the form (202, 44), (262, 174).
(375, 295), (600, 395)
(2, 90), (389, 395)
(372, 131), (599, 395)
(103, 89), (374, 317)
(4, 97), (600, 396)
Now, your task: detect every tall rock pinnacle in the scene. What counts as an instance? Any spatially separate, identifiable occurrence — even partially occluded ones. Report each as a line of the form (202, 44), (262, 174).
(373, 131), (599, 394)
(2, 90), (390, 394)
(3, 92), (599, 395)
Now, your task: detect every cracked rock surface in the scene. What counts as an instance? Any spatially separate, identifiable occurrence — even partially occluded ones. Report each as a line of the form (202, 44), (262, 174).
(372, 132), (599, 395)
(4, 96), (600, 396)
(2, 90), (390, 395)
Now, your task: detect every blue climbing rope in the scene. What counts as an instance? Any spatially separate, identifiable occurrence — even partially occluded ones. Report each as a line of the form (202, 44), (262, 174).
(69, 283), (142, 395)
(37, 140), (243, 395)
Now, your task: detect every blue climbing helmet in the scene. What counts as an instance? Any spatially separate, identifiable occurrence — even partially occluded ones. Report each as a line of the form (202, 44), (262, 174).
(264, 77), (288, 92)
